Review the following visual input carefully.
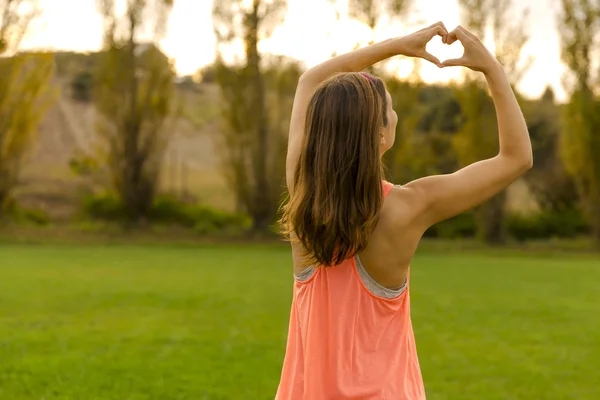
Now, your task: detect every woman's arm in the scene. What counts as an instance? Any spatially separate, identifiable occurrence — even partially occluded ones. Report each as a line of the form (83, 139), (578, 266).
(404, 26), (533, 229)
(285, 22), (449, 193)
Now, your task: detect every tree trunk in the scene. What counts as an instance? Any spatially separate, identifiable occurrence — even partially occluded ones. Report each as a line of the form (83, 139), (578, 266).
(590, 199), (600, 250)
(124, 9), (142, 223)
(477, 191), (507, 245)
(247, 0), (271, 232)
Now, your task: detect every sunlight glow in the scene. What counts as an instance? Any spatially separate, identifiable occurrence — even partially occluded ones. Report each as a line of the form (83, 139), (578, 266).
(18, 0), (565, 100)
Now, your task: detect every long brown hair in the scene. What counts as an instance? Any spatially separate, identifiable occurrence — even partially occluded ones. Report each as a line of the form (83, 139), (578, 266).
(280, 72), (389, 266)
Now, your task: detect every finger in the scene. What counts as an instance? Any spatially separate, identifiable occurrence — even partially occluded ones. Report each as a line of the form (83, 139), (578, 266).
(457, 25), (478, 41)
(420, 51), (443, 68)
(441, 57), (467, 67)
(446, 26), (469, 44)
(427, 25), (448, 42)
(445, 31), (458, 45)
(433, 21), (449, 43)
(430, 21), (448, 33)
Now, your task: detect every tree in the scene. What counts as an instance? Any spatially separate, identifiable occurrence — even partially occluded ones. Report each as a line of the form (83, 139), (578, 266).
(523, 87), (578, 211)
(559, 0), (600, 246)
(212, 0), (287, 232)
(0, 0), (38, 54)
(342, 0), (411, 74)
(383, 63), (426, 182)
(454, 0), (530, 244)
(0, 0), (55, 216)
(94, 0), (176, 222)
(347, 0), (411, 44)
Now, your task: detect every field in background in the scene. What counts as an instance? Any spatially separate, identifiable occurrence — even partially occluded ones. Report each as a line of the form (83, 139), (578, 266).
(17, 76), (234, 221)
(1, 244), (598, 399)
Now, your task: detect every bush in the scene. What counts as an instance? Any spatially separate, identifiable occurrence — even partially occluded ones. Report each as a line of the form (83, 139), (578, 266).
(83, 192), (126, 221)
(425, 212), (477, 239)
(150, 195), (250, 235)
(82, 193), (250, 235)
(71, 71), (94, 102)
(507, 208), (590, 241)
(1, 199), (50, 226)
(423, 208), (591, 241)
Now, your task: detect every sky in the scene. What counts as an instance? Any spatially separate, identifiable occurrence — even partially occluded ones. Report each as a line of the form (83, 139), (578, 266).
(19, 0), (566, 100)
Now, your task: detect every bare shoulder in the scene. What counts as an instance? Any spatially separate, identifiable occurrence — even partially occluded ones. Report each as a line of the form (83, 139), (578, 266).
(369, 184), (429, 254)
(359, 185), (426, 283)
(380, 185), (428, 229)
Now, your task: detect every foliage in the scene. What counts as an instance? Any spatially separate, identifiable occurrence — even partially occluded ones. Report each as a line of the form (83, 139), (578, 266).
(83, 192), (250, 235)
(347, 0), (411, 44)
(454, 0), (530, 244)
(508, 208), (590, 241)
(197, 64), (217, 84)
(212, 0), (289, 232)
(0, 53), (56, 216)
(54, 51), (102, 77)
(425, 212), (477, 239)
(417, 84), (462, 135)
(0, 0), (39, 55)
(522, 88), (578, 211)
(1, 197), (50, 225)
(214, 59), (300, 221)
(559, 0), (600, 246)
(383, 66), (452, 183)
(0, 0), (54, 217)
(425, 208), (591, 241)
(71, 70), (94, 102)
(93, 0), (176, 223)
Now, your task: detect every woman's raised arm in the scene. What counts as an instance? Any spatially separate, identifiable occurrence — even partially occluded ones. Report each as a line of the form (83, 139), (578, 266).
(285, 22), (449, 193)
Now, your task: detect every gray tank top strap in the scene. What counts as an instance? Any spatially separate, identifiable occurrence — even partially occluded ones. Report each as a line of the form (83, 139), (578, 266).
(354, 255), (407, 299)
(295, 265), (317, 281)
(293, 256), (407, 299)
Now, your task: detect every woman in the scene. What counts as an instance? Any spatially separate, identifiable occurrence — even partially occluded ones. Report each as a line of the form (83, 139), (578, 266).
(277, 22), (533, 399)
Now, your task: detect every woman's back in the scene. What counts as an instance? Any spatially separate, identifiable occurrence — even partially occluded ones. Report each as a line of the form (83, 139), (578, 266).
(278, 22), (532, 400)
(276, 181), (426, 400)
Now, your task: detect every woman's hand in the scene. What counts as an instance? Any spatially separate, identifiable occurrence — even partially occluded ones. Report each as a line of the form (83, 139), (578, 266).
(396, 22), (449, 68)
(441, 26), (500, 74)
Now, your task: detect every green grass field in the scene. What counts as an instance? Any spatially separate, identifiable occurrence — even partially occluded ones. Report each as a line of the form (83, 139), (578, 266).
(1, 244), (599, 400)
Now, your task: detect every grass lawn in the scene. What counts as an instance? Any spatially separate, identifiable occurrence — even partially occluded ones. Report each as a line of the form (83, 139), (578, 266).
(0, 243), (599, 399)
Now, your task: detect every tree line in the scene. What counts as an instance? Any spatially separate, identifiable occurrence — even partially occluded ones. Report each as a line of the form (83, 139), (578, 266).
(0, 0), (599, 247)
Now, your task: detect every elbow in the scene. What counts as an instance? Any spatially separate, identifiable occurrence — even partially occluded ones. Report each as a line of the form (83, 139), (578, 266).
(522, 149), (534, 170)
(499, 152), (533, 175)
(524, 155), (534, 170)
(516, 153), (533, 174)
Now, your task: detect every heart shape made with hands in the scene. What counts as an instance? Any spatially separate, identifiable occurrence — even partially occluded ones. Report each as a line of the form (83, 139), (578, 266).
(425, 35), (465, 64)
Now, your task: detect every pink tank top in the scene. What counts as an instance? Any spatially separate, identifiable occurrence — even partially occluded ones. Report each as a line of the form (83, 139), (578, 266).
(275, 181), (425, 400)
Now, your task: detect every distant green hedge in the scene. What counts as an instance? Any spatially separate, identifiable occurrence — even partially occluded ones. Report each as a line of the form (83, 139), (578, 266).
(1, 200), (50, 226)
(507, 208), (590, 241)
(425, 208), (590, 240)
(425, 212), (477, 239)
(82, 193), (591, 240)
(83, 193), (250, 236)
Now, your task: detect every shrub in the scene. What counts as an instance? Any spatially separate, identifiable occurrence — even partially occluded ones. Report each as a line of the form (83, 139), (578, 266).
(150, 195), (250, 235)
(82, 192), (126, 221)
(425, 212), (477, 239)
(507, 208), (590, 241)
(82, 193), (250, 235)
(1, 199), (50, 226)
(71, 71), (93, 103)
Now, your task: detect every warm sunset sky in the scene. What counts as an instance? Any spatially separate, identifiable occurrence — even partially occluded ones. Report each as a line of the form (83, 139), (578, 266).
(19, 0), (566, 100)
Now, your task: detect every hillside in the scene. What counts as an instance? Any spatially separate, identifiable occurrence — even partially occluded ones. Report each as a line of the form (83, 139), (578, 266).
(16, 53), (232, 220)
(13, 51), (536, 221)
